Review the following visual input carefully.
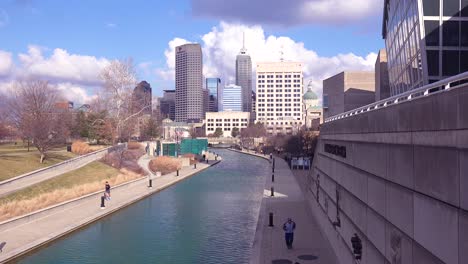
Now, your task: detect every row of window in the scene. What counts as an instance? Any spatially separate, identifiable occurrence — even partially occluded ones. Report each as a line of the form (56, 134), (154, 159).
(258, 74), (301, 78)
(207, 123), (248, 127)
(257, 89), (302, 93)
(258, 108), (301, 112)
(207, 127), (246, 131)
(258, 94), (302, 98)
(257, 103), (301, 107)
(207, 118), (248, 122)
(257, 113), (301, 117)
(258, 99), (301, 103)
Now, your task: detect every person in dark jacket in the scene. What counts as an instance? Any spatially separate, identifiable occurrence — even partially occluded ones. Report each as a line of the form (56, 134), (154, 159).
(283, 218), (296, 249)
(105, 181), (111, 200)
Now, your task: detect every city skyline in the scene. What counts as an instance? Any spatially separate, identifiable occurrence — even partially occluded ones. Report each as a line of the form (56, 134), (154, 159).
(0, 0), (384, 104)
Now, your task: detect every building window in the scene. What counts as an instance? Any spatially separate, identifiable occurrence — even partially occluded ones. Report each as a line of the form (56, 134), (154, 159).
(426, 50), (439, 76)
(425, 20), (440, 47)
(443, 0), (459, 17)
(443, 21), (459, 46)
(442, 50), (460, 76)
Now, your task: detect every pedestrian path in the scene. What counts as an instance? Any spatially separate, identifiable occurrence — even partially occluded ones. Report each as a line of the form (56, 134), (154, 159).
(0, 157), (220, 263)
(249, 154), (338, 264)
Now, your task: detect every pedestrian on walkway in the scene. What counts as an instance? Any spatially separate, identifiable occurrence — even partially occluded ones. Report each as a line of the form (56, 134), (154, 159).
(283, 218), (296, 249)
(105, 181), (111, 201)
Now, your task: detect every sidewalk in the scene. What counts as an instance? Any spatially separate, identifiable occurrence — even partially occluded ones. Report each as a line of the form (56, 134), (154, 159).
(250, 154), (338, 264)
(0, 157), (220, 263)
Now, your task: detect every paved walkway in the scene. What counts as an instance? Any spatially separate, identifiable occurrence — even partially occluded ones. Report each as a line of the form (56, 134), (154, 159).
(0, 157), (220, 263)
(250, 154), (338, 264)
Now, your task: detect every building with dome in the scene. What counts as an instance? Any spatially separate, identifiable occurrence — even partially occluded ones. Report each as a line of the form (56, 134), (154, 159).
(303, 82), (323, 130)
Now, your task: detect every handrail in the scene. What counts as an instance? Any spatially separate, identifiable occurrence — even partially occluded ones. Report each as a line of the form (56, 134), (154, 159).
(324, 71), (468, 123)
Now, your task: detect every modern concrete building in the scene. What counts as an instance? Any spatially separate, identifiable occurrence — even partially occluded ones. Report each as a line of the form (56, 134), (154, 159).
(255, 61), (304, 135)
(159, 90), (176, 121)
(236, 34), (253, 114)
(323, 71), (375, 119)
(222, 84), (242, 111)
(310, 80), (468, 264)
(175, 43), (203, 123)
(132, 81), (152, 115)
(205, 111), (250, 137)
(375, 49), (391, 101)
(383, 0), (468, 96)
(206, 77), (221, 112)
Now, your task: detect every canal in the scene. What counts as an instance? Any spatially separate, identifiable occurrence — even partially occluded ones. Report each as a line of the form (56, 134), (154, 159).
(16, 149), (268, 264)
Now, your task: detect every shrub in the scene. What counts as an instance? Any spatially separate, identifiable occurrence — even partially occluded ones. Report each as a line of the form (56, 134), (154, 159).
(101, 148), (146, 175)
(71, 141), (91, 155)
(149, 156), (182, 175)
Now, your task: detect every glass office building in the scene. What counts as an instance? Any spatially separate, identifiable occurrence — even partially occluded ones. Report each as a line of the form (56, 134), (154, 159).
(383, 0), (468, 96)
(222, 84), (242, 111)
(206, 78), (221, 112)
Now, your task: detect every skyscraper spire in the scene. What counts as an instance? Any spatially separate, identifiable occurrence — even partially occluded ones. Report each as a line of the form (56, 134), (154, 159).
(240, 32), (247, 55)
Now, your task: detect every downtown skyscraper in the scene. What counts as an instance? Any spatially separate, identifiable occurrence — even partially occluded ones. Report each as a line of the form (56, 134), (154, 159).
(235, 34), (252, 114)
(175, 43), (203, 122)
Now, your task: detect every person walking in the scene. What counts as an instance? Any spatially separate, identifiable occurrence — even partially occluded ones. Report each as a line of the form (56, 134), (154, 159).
(105, 181), (111, 201)
(283, 218), (296, 249)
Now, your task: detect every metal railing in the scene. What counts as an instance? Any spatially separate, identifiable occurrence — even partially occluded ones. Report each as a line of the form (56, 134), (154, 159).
(324, 71), (468, 123)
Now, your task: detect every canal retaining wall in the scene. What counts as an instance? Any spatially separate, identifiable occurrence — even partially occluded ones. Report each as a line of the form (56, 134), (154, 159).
(309, 84), (468, 264)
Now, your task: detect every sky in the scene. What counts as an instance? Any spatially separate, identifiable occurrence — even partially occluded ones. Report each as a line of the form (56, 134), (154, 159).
(0, 0), (385, 104)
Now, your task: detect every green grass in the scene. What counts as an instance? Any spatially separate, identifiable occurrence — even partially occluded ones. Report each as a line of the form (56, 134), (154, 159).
(0, 161), (119, 204)
(0, 142), (76, 181)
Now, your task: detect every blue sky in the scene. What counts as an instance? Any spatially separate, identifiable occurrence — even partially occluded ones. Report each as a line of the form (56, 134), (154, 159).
(0, 0), (385, 101)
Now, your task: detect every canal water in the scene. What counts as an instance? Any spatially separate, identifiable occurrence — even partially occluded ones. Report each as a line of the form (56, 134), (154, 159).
(16, 149), (268, 264)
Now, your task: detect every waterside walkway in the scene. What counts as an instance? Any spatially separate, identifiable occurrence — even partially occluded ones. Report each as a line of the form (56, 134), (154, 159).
(0, 156), (220, 263)
(238, 150), (338, 264)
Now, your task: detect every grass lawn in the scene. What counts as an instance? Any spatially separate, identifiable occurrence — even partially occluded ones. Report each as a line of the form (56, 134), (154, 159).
(0, 142), (76, 181)
(0, 161), (119, 204)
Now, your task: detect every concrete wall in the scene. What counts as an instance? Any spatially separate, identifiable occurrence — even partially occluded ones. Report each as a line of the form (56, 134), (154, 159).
(309, 84), (468, 264)
(323, 72), (345, 119)
(323, 71), (375, 120)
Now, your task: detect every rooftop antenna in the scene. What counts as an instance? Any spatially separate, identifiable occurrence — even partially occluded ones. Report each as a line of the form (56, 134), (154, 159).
(279, 44), (285, 62)
(240, 31), (247, 54)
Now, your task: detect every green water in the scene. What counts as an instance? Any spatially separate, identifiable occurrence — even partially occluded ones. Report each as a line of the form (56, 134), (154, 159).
(16, 149), (268, 264)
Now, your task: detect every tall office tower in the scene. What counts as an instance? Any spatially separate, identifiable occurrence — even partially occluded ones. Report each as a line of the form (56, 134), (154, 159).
(132, 81), (152, 115)
(375, 49), (390, 101)
(160, 90), (176, 121)
(255, 62), (304, 135)
(236, 33), (252, 113)
(206, 78), (221, 112)
(222, 84), (242, 111)
(175, 43), (203, 122)
(202, 88), (209, 118)
(382, 0), (468, 96)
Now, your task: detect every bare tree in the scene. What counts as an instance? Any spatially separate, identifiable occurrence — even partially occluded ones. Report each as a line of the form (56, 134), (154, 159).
(100, 59), (150, 143)
(9, 80), (68, 163)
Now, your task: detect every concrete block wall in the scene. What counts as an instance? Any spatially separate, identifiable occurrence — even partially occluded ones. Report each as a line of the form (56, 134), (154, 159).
(309, 85), (468, 264)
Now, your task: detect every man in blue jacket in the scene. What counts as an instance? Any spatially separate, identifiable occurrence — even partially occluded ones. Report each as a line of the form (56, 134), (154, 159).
(283, 218), (296, 249)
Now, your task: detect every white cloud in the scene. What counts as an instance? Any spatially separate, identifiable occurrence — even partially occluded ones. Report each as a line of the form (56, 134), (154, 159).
(0, 46), (109, 104)
(55, 82), (97, 104)
(159, 22), (377, 99)
(156, 38), (190, 80)
(106, 23), (117, 28)
(192, 0), (382, 26)
(0, 51), (13, 76)
(18, 45), (110, 85)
